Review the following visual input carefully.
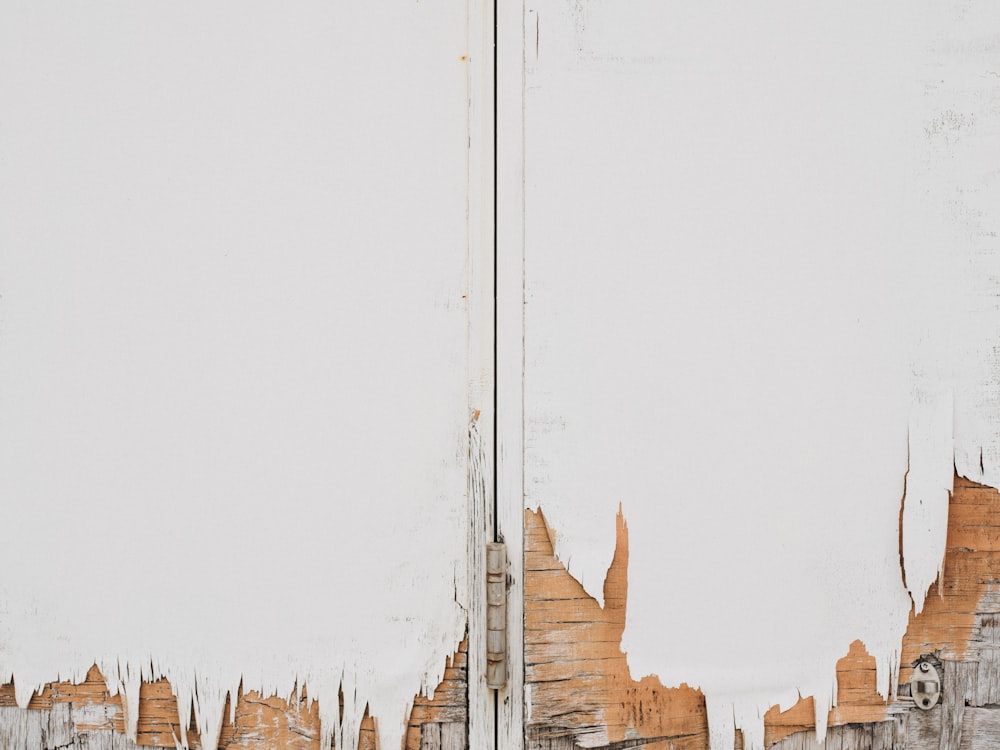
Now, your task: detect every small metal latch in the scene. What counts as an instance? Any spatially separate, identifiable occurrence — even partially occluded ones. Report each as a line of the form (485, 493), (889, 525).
(911, 660), (941, 710)
(486, 542), (508, 689)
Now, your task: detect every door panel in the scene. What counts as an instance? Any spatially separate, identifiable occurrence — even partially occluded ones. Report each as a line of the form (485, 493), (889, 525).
(512, 1), (1000, 749)
(0, 3), (488, 750)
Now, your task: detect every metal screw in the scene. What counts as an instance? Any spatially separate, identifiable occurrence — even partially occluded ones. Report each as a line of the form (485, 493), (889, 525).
(919, 662), (931, 673)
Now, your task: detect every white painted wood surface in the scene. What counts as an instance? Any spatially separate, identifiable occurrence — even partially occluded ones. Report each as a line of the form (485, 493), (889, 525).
(496, 0), (527, 747)
(0, 3), (491, 750)
(466, 0), (498, 748)
(516, 2), (1000, 749)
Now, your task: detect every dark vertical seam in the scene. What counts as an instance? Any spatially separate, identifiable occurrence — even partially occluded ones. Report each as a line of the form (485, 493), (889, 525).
(492, 1), (501, 749)
(493, 0), (500, 548)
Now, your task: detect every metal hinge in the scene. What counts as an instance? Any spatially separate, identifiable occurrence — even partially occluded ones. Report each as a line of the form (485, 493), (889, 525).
(486, 542), (508, 689)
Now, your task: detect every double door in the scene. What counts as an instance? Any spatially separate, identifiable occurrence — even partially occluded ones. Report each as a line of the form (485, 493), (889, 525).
(2, 3), (1000, 750)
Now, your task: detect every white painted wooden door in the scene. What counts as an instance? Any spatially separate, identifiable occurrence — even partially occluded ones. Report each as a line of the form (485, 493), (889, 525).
(497, 2), (1000, 750)
(0, 3), (494, 750)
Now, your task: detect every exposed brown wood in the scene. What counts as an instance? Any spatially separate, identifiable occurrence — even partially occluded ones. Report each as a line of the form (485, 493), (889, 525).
(762, 696), (814, 747)
(358, 708), (378, 750)
(900, 477), (1000, 673)
(829, 642), (891, 728)
(0, 636), (468, 750)
(526, 476), (1000, 750)
(526, 505), (902, 750)
(764, 641), (888, 747)
(763, 478), (1000, 748)
(134, 678), (202, 748)
(1, 476), (997, 750)
(525, 507), (709, 750)
(407, 640), (469, 750)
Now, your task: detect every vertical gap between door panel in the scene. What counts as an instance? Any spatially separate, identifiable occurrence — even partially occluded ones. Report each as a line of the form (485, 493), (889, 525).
(492, 0), (500, 748)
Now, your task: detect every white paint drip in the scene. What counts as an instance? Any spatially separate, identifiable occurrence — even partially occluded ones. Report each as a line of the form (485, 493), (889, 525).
(0, 3), (474, 750)
(522, 1), (1000, 748)
(703, 697), (735, 750)
(902, 391), (955, 614)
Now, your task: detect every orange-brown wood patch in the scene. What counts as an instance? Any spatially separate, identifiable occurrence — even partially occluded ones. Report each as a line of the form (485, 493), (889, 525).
(762, 640), (886, 747)
(527, 476), (1000, 750)
(0, 638), (467, 750)
(900, 476), (1000, 668)
(525, 507), (709, 750)
(0, 664), (125, 732)
(405, 639), (468, 750)
(764, 476), (1000, 746)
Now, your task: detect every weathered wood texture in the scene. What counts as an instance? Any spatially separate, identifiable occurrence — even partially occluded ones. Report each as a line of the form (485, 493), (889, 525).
(903, 706), (1000, 750)
(525, 508), (711, 750)
(419, 722), (467, 750)
(901, 477), (1000, 671)
(0, 640), (468, 750)
(767, 719), (905, 750)
(526, 476), (1000, 750)
(762, 641), (890, 747)
(526, 507), (883, 749)
(408, 641), (469, 750)
(768, 477), (1000, 747)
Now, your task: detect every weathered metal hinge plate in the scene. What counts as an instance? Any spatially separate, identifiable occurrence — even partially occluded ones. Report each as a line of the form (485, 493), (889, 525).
(486, 542), (508, 689)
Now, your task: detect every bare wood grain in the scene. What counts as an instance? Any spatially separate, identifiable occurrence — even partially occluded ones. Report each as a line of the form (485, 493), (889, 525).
(526, 477), (1000, 750)
(939, 661), (977, 750)
(956, 708), (1000, 750)
(525, 508), (709, 750)
(770, 720), (904, 750)
(406, 639), (469, 750)
(420, 722), (441, 750)
(440, 722), (466, 750)
(0, 635), (468, 750)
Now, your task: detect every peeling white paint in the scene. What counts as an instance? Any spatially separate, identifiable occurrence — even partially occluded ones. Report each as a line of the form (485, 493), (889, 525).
(0, 3), (475, 750)
(521, 1), (1000, 748)
(903, 390), (955, 615)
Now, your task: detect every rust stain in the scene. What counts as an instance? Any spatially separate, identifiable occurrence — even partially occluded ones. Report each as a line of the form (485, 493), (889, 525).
(135, 677), (203, 748)
(222, 685), (319, 750)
